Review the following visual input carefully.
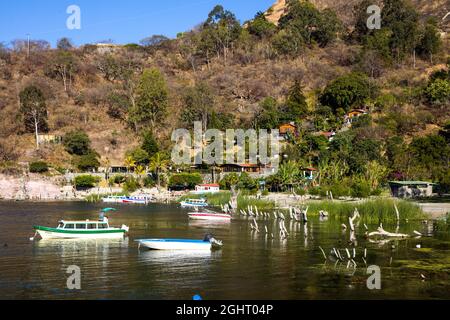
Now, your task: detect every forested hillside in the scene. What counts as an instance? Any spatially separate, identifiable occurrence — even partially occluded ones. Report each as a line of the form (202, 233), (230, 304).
(0, 0), (449, 193)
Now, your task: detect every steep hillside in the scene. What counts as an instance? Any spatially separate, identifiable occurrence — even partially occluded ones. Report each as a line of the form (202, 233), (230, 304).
(266, 0), (450, 29)
(0, 0), (448, 182)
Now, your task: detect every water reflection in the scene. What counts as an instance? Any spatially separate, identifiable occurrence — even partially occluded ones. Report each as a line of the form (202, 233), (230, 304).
(0, 202), (448, 299)
(188, 220), (231, 230)
(138, 249), (222, 263)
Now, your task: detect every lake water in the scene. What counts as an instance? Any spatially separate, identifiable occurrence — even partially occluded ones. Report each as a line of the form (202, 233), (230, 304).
(0, 202), (448, 300)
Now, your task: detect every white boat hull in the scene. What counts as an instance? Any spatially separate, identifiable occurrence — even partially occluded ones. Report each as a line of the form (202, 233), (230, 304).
(138, 240), (213, 251)
(36, 229), (126, 240)
(188, 213), (231, 221)
(102, 199), (147, 204)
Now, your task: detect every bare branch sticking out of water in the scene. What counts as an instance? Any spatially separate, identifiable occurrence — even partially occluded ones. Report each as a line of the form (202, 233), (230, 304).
(368, 224), (409, 238)
(319, 246), (327, 260)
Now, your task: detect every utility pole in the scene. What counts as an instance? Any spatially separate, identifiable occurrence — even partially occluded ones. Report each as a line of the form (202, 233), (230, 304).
(26, 33), (30, 58)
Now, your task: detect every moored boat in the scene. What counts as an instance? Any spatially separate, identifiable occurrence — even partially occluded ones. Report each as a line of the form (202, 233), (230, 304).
(180, 198), (208, 208)
(136, 234), (223, 251)
(188, 210), (232, 222)
(32, 208), (129, 240)
(102, 195), (151, 204)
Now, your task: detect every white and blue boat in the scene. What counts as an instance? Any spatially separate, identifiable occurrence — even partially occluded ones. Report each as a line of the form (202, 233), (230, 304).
(136, 234), (222, 251)
(102, 195), (151, 205)
(180, 198), (208, 208)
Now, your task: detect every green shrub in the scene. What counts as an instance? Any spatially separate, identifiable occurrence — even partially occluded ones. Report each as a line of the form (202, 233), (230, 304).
(219, 173), (240, 190)
(220, 173), (258, 191)
(425, 78), (450, 105)
(329, 184), (351, 198)
(123, 177), (141, 193)
(237, 172), (258, 191)
(64, 130), (91, 156)
(308, 186), (321, 196)
(351, 179), (371, 198)
(76, 152), (100, 172)
(169, 173), (203, 189)
(127, 147), (149, 165)
(29, 161), (49, 173)
(371, 188), (383, 196)
(74, 175), (100, 189)
(143, 176), (156, 188)
(320, 73), (373, 113)
(111, 174), (127, 185)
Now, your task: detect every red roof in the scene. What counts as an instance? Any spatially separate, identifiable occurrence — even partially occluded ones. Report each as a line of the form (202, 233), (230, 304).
(320, 132), (335, 138)
(198, 184), (220, 187)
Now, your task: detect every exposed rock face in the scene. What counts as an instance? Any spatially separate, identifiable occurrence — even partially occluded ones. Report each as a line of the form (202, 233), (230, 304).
(0, 174), (62, 200)
(265, 0), (287, 25)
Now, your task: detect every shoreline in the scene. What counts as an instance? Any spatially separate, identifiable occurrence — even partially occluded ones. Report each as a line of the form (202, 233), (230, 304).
(1, 197), (448, 220)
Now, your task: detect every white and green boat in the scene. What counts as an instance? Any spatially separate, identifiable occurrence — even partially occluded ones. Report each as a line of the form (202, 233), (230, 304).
(33, 209), (129, 240)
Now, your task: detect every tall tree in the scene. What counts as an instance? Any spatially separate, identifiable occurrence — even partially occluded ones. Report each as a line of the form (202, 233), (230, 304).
(352, 0), (379, 41)
(131, 68), (168, 133)
(57, 38), (74, 51)
(181, 82), (215, 131)
(247, 11), (276, 39)
(200, 5), (242, 63)
(254, 97), (280, 129)
(283, 80), (308, 121)
(141, 131), (160, 158)
(278, 0), (341, 47)
(47, 50), (77, 92)
(416, 18), (442, 63)
(149, 152), (170, 187)
(19, 86), (48, 149)
(320, 73), (373, 113)
(381, 0), (419, 61)
(140, 35), (169, 47)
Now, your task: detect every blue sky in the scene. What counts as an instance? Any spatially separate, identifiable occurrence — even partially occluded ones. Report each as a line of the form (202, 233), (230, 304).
(0, 0), (275, 47)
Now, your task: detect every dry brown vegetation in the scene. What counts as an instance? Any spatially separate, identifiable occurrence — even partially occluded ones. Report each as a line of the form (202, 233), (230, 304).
(0, 0), (448, 171)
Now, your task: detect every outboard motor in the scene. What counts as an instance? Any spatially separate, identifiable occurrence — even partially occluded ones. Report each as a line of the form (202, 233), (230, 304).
(204, 234), (223, 247)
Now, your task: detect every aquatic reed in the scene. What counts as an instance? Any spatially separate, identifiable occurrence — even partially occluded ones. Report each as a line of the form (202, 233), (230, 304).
(305, 198), (426, 223)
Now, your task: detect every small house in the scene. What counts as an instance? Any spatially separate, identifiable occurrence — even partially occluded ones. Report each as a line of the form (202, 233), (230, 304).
(301, 167), (317, 181)
(192, 184), (220, 195)
(344, 109), (368, 127)
(279, 123), (298, 139)
(220, 163), (263, 174)
(389, 181), (437, 198)
(37, 134), (62, 144)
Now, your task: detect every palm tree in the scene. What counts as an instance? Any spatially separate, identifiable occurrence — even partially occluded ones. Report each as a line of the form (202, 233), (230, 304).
(277, 161), (300, 191)
(124, 156), (136, 174)
(149, 152), (170, 187)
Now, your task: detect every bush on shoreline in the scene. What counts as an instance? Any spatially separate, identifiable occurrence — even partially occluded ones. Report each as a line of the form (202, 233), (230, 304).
(29, 161), (49, 173)
(74, 175), (101, 189)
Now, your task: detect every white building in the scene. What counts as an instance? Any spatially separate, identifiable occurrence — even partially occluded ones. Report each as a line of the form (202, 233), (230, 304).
(192, 184), (220, 195)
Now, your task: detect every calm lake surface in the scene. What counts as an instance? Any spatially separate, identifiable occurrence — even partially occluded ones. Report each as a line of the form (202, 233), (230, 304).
(0, 202), (448, 300)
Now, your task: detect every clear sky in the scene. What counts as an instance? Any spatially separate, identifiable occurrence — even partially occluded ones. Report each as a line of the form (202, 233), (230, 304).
(0, 0), (275, 47)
